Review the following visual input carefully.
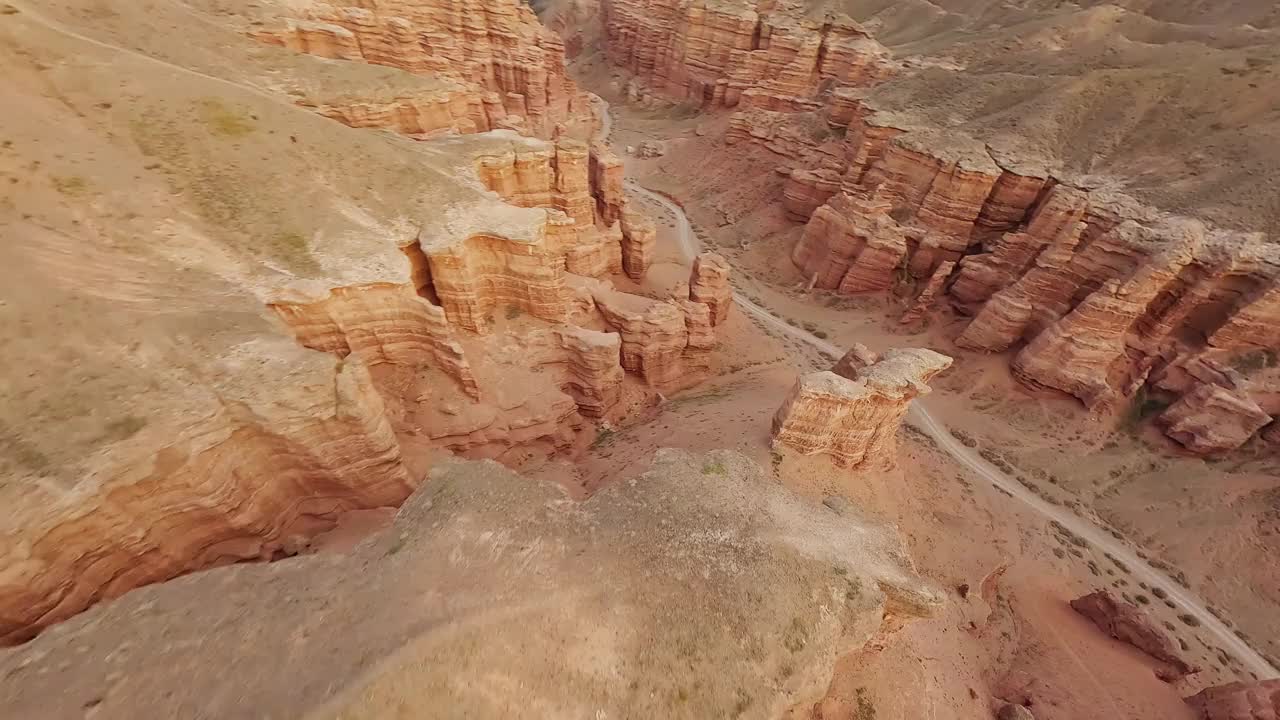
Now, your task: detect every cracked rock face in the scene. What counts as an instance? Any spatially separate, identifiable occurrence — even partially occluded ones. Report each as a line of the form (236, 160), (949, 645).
(1186, 679), (1280, 720)
(1157, 384), (1272, 455)
(251, 0), (583, 138)
(1070, 590), (1199, 682)
(601, 0), (892, 112)
(772, 348), (953, 468)
(0, 450), (941, 719)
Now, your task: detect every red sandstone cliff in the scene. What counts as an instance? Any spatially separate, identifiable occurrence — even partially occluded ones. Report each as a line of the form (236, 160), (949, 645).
(772, 347), (952, 468)
(251, 0), (586, 137)
(0, 0), (724, 646)
(590, 0), (1280, 452)
(601, 0), (892, 113)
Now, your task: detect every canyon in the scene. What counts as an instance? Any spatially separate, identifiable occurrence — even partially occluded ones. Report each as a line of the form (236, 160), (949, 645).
(1, 0), (1279, 717)
(0, 0), (734, 644)
(580, 0), (1280, 455)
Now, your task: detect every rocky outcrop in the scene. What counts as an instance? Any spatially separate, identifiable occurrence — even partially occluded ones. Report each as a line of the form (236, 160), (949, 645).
(602, 0), (893, 111)
(297, 84), (515, 138)
(997, 704), (1036, 720)
(513, 325), (625, 418)
(620, 207), (656, 279)
(831, 343), (879, 380)
(783, 168), (842, 221)
(1186, 679), (1280, 720)
(788, 120), (1280, 446)
(401, 133), (659, 335)
(1070, 590), (1199, 682)
(589, 142), (627, 224)
(0, 450), (941, 718)
(1158, 384), (1271, 455)
(792, 193), (910, 294)
(772, 348), (952, 468)
(594, 286), (713, 390)
(901, 260), (954, 327)
(952, 186), (1091, 342)
(269, 282), (479, 398)
(0, 356), (414, 645)
(690, 252), (733, 326)
(251, 0), (583, 137)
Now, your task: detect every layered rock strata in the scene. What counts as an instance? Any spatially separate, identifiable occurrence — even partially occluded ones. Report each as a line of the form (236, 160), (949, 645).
(269, 283), (480, 398)
(783, 108), (1279, 448)
(690, 252), (734, 326)
(901, 260), (954, 327)
(0, 356), (414, 646)
(413, 133), (659, 337)
(1186, 679), (1280, 720)
(0, 450), (941, 718)
(602, 0), (892, 112)
(594, 0), (1280, 453)
(251, 0), (583, 137)
(772, 348), (952, 468)
(1070, 591), (1199, 682)
(619, 208), (657, 279)
(297, 83), (516, 138)
(592, 281), (717, 390)
(0, 0), (710, 647)
(1157, 384), (1271, 455)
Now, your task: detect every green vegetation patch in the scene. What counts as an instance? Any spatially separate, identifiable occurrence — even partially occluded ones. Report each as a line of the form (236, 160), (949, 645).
(198, 98), (256, 137)
(700, 459), (727, 476)
(51, 175), (89, 196)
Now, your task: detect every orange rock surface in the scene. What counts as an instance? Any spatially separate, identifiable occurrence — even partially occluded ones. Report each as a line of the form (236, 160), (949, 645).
(1158, 384), (1271, 455)
(252, 0), (583, 137)
(1186, 679), (1280, 720)
(690, 252), (733, 326)
(771, 348), (952, 468)
(1070, 590), (1199, 682)
(0, 358), (414, 645)
(602, 0), (892, 110)
(0, 0), (726, 644)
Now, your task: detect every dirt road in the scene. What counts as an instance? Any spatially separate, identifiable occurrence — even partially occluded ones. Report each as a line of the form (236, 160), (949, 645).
(595, 95), (1277, 680)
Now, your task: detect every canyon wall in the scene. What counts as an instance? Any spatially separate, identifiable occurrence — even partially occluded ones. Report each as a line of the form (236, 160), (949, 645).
(0, 122), (733, 644)
(794, 120), (1280, 450)
(602, 0), (892, 112)
(251, 0), (584, 137)
(772, 347), (952, 468)
(592, 0), (1280, 452)
(0, 0), (727, 646)
(0, 354), (416, 646)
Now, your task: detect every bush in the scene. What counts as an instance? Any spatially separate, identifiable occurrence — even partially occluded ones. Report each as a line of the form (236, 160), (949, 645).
(1229, 349), (1278, 375)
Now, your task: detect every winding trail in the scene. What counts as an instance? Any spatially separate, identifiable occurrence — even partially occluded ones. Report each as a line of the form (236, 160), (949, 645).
(595, 96), (1278, 681)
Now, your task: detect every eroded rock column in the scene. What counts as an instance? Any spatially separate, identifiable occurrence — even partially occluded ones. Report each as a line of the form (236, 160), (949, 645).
(772, 348), (952, 468)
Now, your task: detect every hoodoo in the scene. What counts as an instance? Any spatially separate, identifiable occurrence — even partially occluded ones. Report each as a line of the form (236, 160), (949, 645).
(772, 348), (952, 468)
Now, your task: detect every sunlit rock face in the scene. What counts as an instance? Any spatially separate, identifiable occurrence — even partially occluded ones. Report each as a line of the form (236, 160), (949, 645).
(772, 348), (953, 469)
